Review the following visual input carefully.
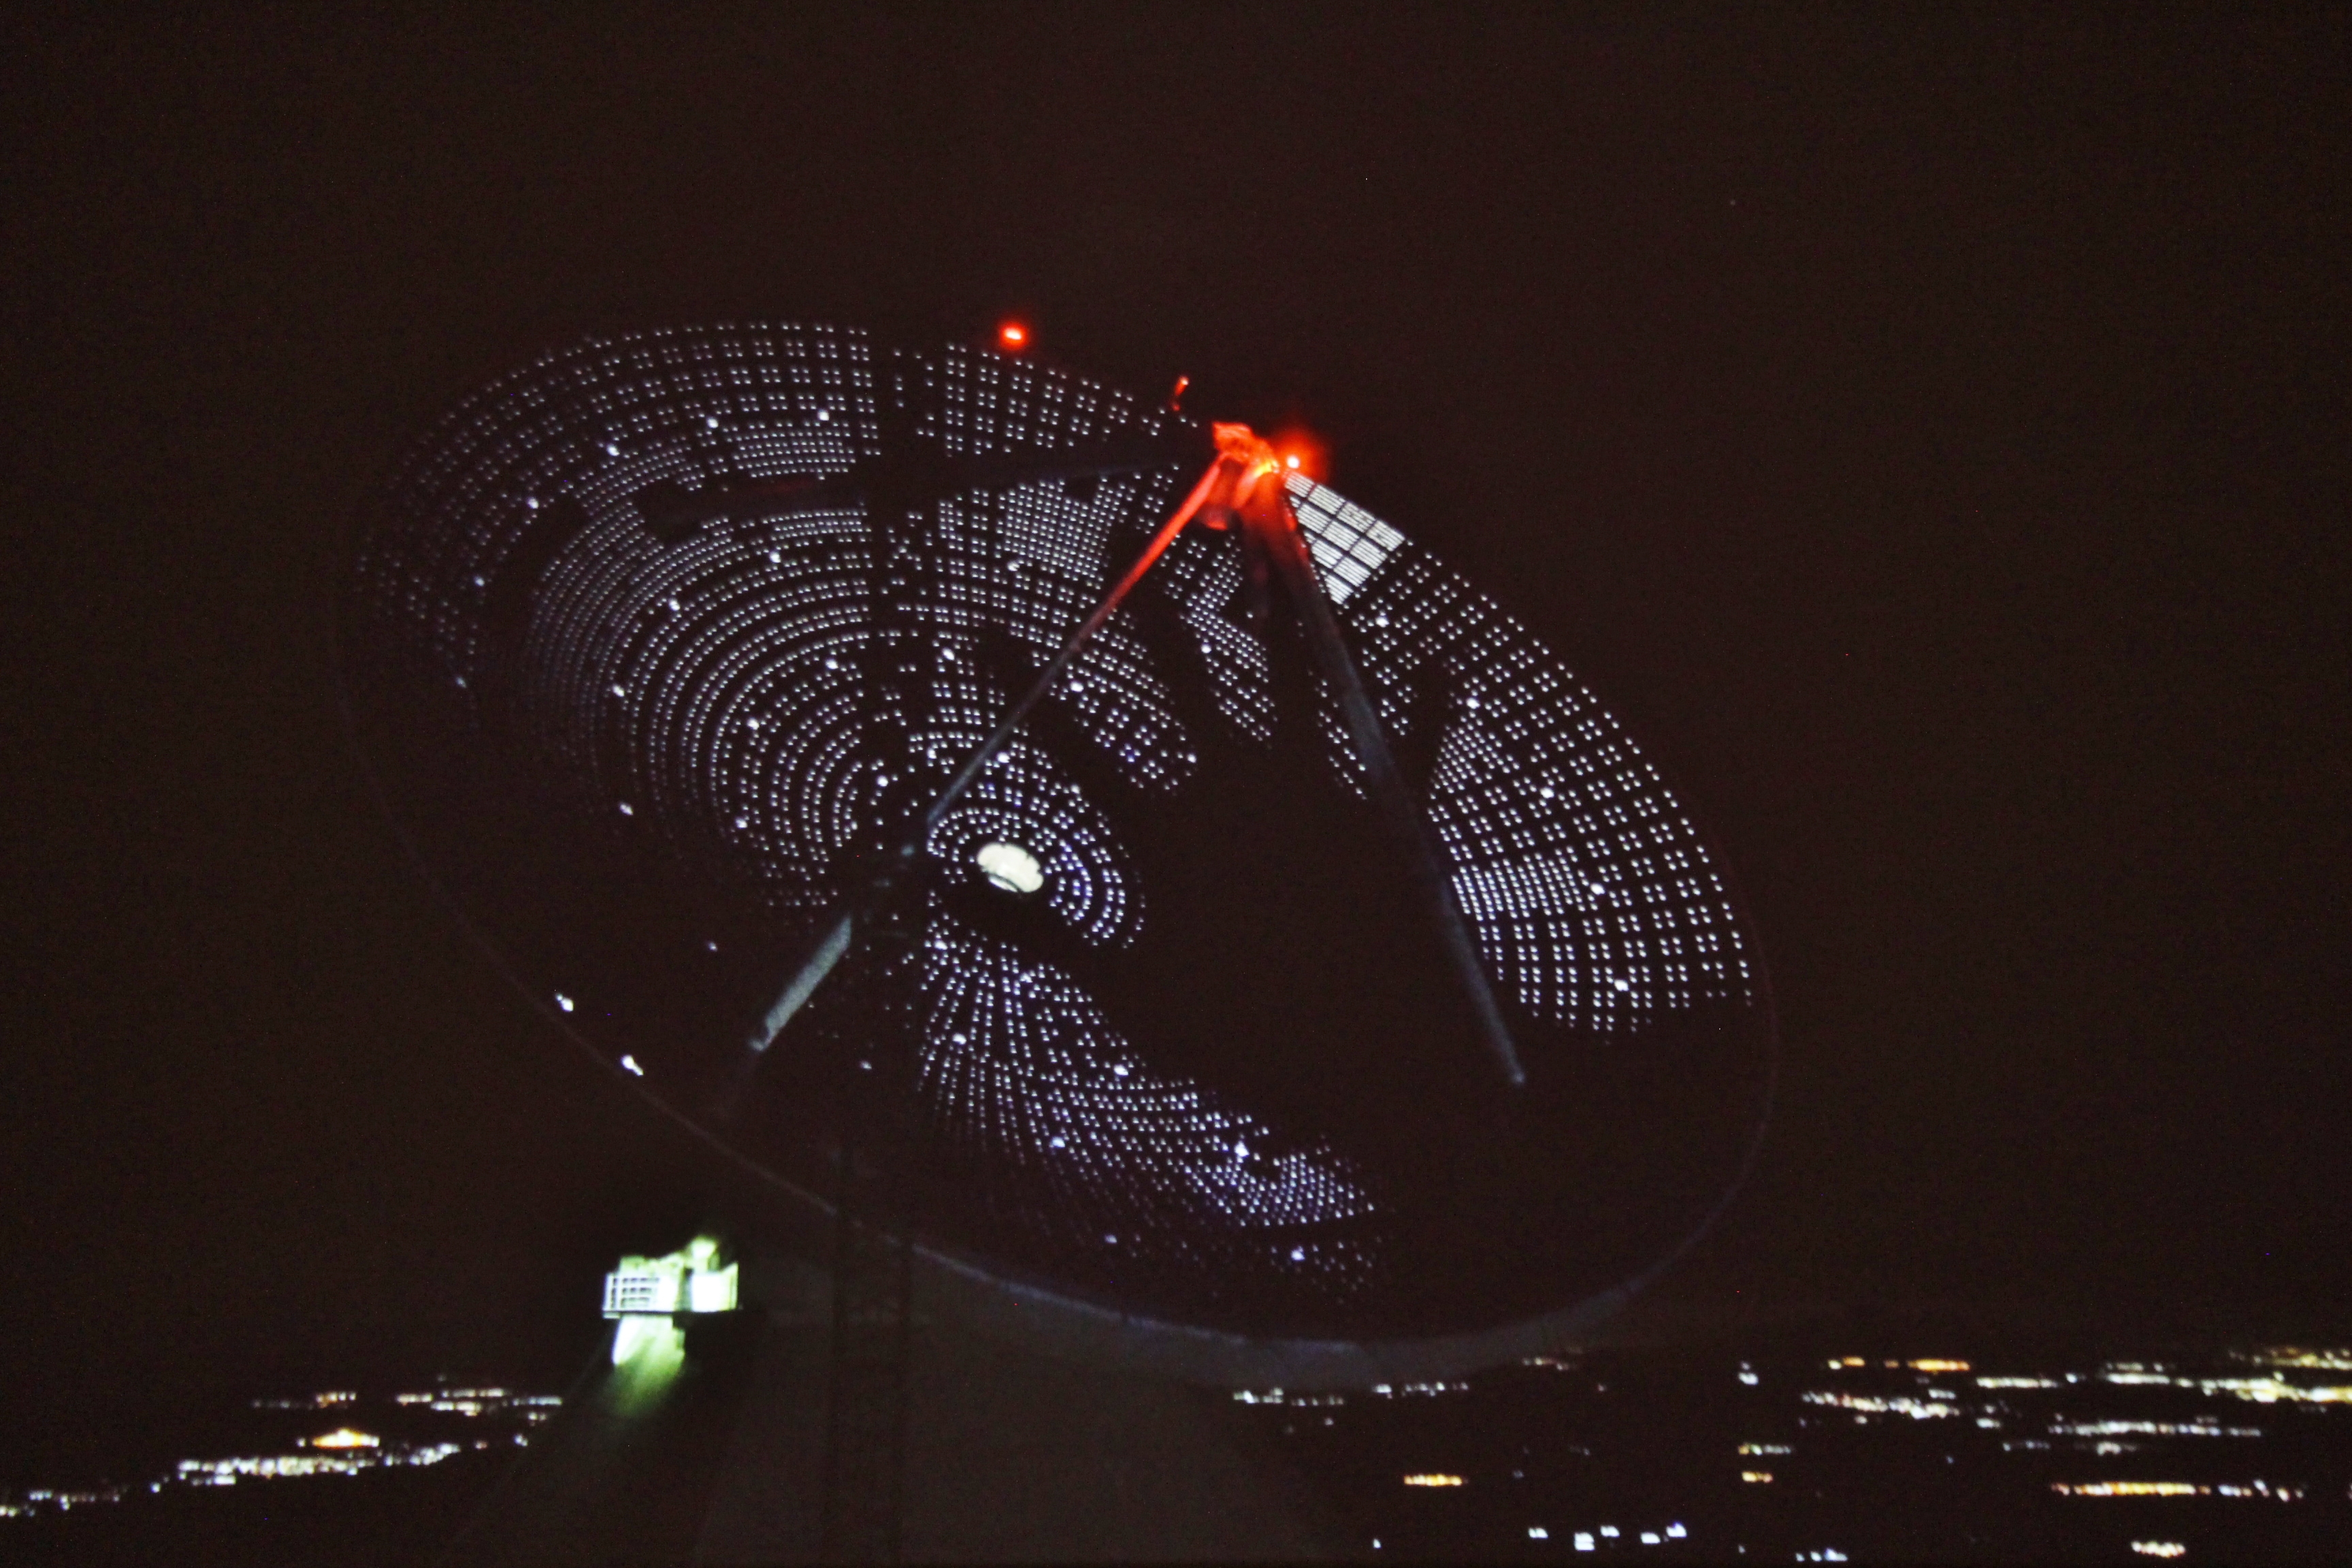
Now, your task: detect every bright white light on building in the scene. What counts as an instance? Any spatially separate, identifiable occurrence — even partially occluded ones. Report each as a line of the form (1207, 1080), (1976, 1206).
(687, 1258), (738, 1314)
(1529, 1526), (1549, 1539)
(2130, 1546), (2187, 1559)
(975, 841), (1045, 894)
(619, 1055), (644, 1076)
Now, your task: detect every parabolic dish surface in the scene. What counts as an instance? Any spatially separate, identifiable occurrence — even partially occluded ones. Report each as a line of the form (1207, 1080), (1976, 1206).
(344, 323), (1774, 1375)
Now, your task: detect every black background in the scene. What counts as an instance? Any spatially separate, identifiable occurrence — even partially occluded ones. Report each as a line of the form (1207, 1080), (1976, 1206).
(3, 5), (2345, 1488)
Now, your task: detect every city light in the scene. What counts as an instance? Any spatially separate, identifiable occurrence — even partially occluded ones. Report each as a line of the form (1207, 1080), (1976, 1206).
(2055, 1420), (2261, 1439)
(1803, 1390), (1961, 1420)
(22, 1335), (2352, 1554)
(1, 1384), (564, 1526)
(2051, 1480), (2305, 1500)
(2242, 1347), (2352, 1371)
(307, 1429), (378, 1450)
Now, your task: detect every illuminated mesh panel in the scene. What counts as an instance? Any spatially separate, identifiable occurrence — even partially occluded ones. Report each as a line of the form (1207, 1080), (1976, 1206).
(1294, 476), (1757, 1036)
(1290, 479), (1405, 606)
(348, 323), (1761, 1325)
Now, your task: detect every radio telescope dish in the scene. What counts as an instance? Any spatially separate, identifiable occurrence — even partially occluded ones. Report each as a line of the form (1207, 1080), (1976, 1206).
(342, 323), (1775, 1386)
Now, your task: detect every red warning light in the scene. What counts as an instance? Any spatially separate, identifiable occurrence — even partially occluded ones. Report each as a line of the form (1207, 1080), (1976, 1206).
(1268, 426), (1329, 483)
(998, 322), (1028, 350)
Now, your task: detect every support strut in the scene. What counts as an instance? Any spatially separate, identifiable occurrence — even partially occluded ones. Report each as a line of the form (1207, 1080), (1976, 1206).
(1236, 455), (1528, 1089)
(747, 456), (1228, 1054)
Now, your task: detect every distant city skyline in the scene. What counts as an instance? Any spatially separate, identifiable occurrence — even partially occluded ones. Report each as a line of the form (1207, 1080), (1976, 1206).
(11, 1334), (2351, 1562)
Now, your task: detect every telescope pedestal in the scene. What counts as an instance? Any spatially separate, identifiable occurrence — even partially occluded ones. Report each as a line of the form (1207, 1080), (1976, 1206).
(697, 1254), (1345, 1562)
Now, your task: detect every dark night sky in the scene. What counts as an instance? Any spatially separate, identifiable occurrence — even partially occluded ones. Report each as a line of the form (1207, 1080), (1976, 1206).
(3, 5), (2345, 1486)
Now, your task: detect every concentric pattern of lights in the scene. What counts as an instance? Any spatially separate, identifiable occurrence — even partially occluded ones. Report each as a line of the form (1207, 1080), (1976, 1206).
(923, 746), (1137, 947)
(349, 323), (1758, 1312)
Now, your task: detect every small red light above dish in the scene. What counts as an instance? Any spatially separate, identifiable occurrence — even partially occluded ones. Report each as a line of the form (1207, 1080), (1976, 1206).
(998, 322), (1029, 350)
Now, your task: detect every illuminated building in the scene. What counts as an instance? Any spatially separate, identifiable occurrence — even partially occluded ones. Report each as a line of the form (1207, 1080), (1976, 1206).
(603, 1237), (741, 1317)
(595, 1235), (740, 1386)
